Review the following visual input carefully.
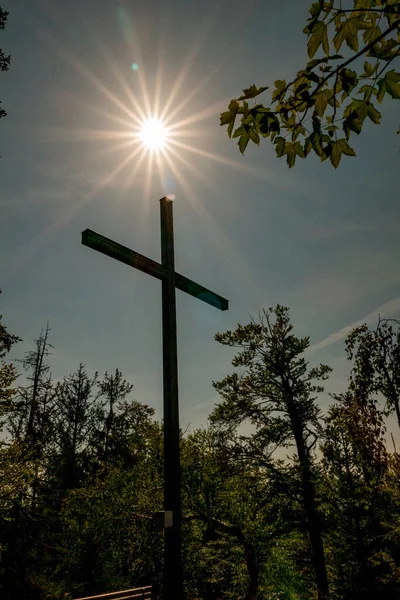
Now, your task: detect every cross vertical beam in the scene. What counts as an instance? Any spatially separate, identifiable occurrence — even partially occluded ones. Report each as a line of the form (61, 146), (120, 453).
(160, 198), (183, 600)
(81, 197), (229, 600)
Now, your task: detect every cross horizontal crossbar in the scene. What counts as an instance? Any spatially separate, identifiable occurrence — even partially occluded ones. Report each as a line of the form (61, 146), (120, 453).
(82, 229), (228, 311)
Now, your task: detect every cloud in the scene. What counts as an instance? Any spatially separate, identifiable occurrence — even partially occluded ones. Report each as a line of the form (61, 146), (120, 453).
(308, 296), (400, 355)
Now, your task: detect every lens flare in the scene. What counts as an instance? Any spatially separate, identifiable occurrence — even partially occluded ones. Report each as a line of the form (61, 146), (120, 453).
(139, 118), (168, 151)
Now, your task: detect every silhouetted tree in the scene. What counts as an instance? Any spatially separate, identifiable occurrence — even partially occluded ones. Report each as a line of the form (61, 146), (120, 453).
(211, 305), (331, 600)
(0, 294), (21, 419)
(0, 7), (11, 119)
(346, 317), (400, 431)
(53, 364), (98, 490)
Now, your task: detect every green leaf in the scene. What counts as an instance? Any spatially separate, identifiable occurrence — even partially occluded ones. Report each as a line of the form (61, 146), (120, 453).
(304, 71), (321, 84)
(315, 89), (332, 117)
(238, 84), (269, 100)
(259, 113), (280, 138)
(220, 110), (237, 138)
(254, 105), (271, 113)
(304, 136), (313, 156)
(363, 61), (376, 76)
(228, 99), (239, 112)
(367, 102), (381, 124)
(232, 125), (247, 138)
(283, 142), (297, 168)
(363, 25), (381, 45)
(309, 131), (323, 156)
(275, 136), (286, 158)
(330, 139), (355, 168)
(220, 111), (233, 126)
(309, 2), (322, 18)
(322, 0), (334, 16)
(384, 70), (400, 100)
(343, 114), (362, 137)
(333, 19), (363, 52)
(272, 80), (287, 101)
(238, 132), (250, 154)
(339, 69), (358, 94)
(306, 57), (326, 71)
(227, 121), (235, 138)
(338, 138), (356, 157)
(307, 21), (329, 58)
(291, 123), (306, 142)
(368, 38), (399, 60)
(330, 141), (342, 168)
(294, 141), (305, 158)
(354, 0), (374, 8)
(306, 54), (342, 72)
(274, 79), (286, 90)
(343, 99), (368, 137)
(304, 2), (324, 35)
(249, 128), (260, 145)
(357, 84), (377, 100)
(242, 114), (254, 125)
(320, 142), (332, 162)
(377, 79), (386, 103)
(312, 114), (322, 135)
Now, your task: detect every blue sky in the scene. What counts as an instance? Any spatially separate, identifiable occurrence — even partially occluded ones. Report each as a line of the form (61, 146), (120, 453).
(1, 0), (400, 441)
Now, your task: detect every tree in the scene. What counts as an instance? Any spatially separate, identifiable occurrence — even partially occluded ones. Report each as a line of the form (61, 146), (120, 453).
(51, 401), (163, 599)
(7, 324), (55, 453)
(92, 369), (134, 470)
(181, 429), (270, 600)
(0, 7), (10, 119)
(52, 364), (98, 491)
(321, 391), (400, 599)
(0, 299), (21, 419)
(0, 325), (55, 600)
(220, 1), (400, 168)
(210, 306), (332, 600)
(345, 316), (400, 431)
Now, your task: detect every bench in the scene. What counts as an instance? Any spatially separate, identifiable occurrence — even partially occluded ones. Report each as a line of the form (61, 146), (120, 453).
(73, 586), (153, 600)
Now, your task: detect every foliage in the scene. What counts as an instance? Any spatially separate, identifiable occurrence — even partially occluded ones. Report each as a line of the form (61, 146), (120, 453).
(321, 392), (400, 599)
(51, 364), (99, 490)
(1, 311), (400, 599)
(345, 316), (400, 430)
(220, 1), (400, 168)
(210, 305), (332, 600)
(182, 428), (274, 599)
(0, 303), (21, 418)
(0, 6), (10, 119)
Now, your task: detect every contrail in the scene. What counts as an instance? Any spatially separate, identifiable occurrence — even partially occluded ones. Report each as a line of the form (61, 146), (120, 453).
(308, 297), (400, 355)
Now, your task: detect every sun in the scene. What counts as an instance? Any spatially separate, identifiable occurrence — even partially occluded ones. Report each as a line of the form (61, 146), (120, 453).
(139, 118), (168, 151)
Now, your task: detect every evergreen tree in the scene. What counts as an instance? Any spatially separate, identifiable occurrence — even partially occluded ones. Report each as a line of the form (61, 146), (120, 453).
(211, 305), (331, 600)
(52, 364), (98, 491)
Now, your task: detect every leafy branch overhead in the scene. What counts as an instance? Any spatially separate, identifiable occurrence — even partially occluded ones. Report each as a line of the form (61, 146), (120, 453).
(220, 0), (400, 168)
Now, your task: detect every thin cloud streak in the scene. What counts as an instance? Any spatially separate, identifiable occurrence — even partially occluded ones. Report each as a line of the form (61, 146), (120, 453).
(308, 297), (400, 355)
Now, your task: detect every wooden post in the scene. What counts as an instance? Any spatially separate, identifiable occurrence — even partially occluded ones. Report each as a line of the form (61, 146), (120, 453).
(160, 198), (183, 600)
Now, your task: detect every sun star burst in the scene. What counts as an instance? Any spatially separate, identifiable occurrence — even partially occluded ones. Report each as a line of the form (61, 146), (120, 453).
(139, 118), (168, 151)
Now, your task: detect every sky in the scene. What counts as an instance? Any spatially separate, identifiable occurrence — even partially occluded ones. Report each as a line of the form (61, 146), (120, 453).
(1, 0), (400, 443)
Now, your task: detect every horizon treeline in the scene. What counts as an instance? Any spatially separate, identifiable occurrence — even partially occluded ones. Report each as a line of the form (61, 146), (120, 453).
(1, 305), (400, 600)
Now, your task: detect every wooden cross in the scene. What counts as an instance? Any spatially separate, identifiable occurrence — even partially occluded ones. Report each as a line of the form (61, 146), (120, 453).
(81, 197), (228, 600)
